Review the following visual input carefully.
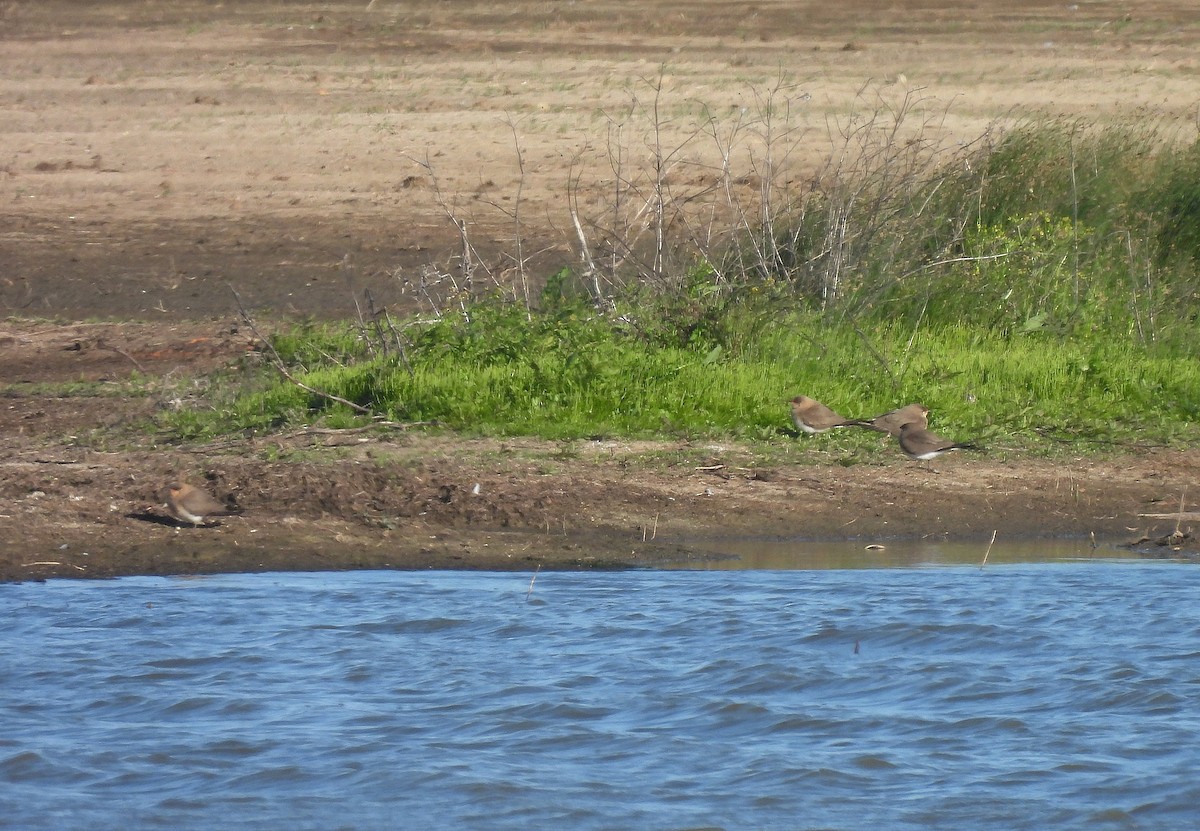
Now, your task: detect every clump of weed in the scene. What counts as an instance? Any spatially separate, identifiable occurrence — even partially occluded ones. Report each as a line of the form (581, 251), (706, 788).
(161, 87), (1200, 451)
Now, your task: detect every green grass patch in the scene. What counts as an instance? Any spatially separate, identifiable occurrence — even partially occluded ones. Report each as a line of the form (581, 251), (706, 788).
(161, 119), (1200, 453)
(0, 377), (156, 399)
(161, 300), (1200, 450)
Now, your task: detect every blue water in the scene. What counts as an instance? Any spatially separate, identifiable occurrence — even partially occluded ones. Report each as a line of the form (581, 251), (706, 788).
(3, 563), (1199, 831)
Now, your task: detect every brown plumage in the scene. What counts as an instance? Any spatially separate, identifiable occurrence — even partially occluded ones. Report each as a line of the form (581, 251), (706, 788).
(165, 482), (242, 526)
(863, 402), (929, 437)
(897, 422), (981, 461)
(789, 395), (868, 435)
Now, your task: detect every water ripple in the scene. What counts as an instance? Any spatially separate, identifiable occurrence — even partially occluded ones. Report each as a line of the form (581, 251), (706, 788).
(2, 563), (1199, 830)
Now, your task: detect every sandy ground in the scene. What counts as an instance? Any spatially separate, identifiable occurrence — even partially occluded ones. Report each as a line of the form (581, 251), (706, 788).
(1, 1), (1198, 580)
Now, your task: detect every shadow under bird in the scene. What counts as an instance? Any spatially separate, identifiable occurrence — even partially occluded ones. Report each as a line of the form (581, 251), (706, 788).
(165, 482), (243, 527)
(862, 402), (929, 437)
(897, 422), (982, 461)
(789, 395), (870, 435)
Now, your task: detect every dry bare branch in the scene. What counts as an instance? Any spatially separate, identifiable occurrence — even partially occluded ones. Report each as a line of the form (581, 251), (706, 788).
(228, 285), (378, 417)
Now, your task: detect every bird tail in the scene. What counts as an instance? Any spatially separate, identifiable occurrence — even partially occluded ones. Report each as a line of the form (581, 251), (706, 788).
(838, 419), (877, 429)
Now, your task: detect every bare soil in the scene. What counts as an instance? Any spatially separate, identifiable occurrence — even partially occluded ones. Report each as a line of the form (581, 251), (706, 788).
(1, 1), (1197, 580)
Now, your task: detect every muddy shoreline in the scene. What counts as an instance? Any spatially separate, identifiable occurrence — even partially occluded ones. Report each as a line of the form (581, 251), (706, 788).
(1, 320), (1196, 583)
(5, 439), (1197, 583)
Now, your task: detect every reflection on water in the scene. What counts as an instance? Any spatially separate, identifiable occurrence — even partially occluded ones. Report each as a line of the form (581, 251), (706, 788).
(669, 537), (1125, 569)
(3, 561), (1199, 831)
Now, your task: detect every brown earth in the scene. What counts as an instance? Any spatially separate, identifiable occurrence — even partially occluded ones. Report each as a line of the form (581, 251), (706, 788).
(1, 1), (1198, 580)
(2, 317), (1195, 582)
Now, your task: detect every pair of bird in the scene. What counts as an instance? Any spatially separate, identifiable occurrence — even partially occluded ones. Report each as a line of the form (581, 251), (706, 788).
(790, 395), (980, 460)
(164, 481), (243, 527)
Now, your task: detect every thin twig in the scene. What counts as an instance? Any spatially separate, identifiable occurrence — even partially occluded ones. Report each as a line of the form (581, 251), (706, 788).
(272, 422), (436, 439)
(525, 564), (541, 602)
(980, 529), (998, 570)
(96, 340), (146, 373)
(381, 307), (415, 376)
(229, 285), (376, 416)
(180, 420), (438, 452)
(345, 255), (375, 358)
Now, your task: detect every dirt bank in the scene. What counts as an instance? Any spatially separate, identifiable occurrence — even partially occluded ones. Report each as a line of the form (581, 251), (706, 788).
(1, 2), (1197, 580)
(1, 318), (1196, 583)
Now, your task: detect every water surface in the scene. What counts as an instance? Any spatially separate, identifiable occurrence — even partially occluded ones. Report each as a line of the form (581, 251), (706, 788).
(4, 560), (1198, 830)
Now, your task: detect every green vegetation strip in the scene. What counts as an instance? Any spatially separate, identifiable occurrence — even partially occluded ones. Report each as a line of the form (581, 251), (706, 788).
(164, 119), (1200, 453)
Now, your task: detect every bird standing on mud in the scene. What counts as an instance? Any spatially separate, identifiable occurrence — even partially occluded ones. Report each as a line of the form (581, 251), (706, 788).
(165, 482), (243, 527)
(789, 395), (868, 435)
(897, 422), (981, 461)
